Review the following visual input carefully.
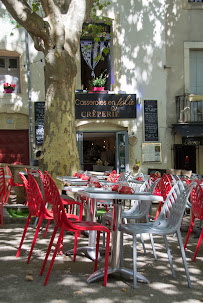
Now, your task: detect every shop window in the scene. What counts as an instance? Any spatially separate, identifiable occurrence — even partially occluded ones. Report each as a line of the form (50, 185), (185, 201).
(0, 56), (20, 93)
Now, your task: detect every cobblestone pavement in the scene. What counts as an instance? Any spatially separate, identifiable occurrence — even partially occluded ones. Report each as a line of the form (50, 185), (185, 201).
(0, 214), (202, 303)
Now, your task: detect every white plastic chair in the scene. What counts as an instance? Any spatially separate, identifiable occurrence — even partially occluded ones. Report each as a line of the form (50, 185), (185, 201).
(119, 181), (193, 288)
(102, 178), (157, 256)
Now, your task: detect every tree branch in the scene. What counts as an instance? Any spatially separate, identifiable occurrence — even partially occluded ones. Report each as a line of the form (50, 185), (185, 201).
(64, 0), (95, 56)
(0, 0), (49, 42)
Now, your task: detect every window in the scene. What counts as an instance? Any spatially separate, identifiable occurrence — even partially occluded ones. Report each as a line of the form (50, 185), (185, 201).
(80, 40), (111, 91)
(80, 23), (111, 91)
(0, 56), (20, 93)
(184, 42), (203, 93)
(190, 50), (203, 94)
(182, 0), (203, 9)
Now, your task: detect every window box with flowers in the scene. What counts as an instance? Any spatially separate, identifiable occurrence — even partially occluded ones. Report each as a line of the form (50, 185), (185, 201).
(3, 83), (16, 93)
(89, 70), (108, 91)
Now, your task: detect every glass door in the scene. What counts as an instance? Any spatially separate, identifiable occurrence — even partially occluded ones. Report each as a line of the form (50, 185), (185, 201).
(115, 131), (129, 174)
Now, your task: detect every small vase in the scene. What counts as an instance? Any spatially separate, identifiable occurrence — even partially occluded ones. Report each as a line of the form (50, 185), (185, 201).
(4, 88), (13, 93)
(92, 87), (104, 92)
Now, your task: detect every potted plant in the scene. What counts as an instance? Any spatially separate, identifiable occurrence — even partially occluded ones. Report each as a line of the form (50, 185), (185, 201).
(89, 70), (108, 91)
(3, 83), (16, 93)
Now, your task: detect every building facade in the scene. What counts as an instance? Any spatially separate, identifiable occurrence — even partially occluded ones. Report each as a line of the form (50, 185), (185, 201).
(0, 0), (202, 175)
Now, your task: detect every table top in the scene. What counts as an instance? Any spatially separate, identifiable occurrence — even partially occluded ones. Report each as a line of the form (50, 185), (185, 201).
(78, 189), (163, 201)
(62, 185), (88, 193)
(57, 176), (89, 185)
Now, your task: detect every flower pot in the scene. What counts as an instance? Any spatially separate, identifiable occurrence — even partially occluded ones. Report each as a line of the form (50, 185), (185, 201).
(92, 87), (104, 92)
(4, 89), (13, 93)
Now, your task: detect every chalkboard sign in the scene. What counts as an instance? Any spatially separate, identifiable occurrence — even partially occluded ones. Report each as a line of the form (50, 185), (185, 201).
(144, 100), (158, 142)
(34, 102), (45, 145)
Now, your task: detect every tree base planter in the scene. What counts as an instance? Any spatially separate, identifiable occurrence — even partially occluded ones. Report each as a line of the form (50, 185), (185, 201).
(4, 89), (13, 93)
(92, 87), (104, 92)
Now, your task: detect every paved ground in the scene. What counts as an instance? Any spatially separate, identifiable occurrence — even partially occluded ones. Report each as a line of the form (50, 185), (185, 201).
(0, 213), (202, 303)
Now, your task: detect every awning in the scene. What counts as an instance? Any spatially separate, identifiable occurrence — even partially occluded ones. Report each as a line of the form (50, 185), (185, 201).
(172, 123), (203, 137)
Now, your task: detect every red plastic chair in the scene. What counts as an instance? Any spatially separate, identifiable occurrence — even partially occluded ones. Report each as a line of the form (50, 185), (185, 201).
(153, 174), (172, 220)
(184, 183), (203, 261)
(38, 170), (83, 238)
(16, 173), (79, 262)
(150, 172), (161, 182)
(4, 166), (26, 205)
(0, 168), (6, 228)
(107, 170), (119, 183)
(40, 171), (110, 286)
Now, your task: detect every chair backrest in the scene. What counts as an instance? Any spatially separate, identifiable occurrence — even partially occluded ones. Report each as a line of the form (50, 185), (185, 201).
(139, 177), (152, 192)
(156, 181), (190, 232)
(150, 172), (161, 182)
(44, 171), (80, 230)
(0, 168), (5, 201)
(190, 183), (203, 220)
(27, 173), (45, 217)
(4, 166), (14, 186)
(107, 170), (119, 183)
(44, 171), (65, 227)
(19, 173), (28, 190)
(38, 170), (52, 204)
(153, 173), (172, 201)
(117, 172), (128, 182)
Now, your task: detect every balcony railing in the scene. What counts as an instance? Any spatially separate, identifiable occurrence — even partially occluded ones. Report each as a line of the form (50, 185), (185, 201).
(176, 94), (203, 122)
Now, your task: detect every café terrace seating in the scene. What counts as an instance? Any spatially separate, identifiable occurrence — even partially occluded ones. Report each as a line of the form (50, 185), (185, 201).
(37, 169), (83, 239)
(40, 171), (110, 286)
(2, 166), (199, 289)
(119, 181), (193, 289)
(16, 172), (79, 262)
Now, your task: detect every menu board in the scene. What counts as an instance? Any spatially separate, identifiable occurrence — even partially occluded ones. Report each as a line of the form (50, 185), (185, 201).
(144, 100), (158, 142)
(142, 143), (162, 162)
(34, 102), (45, 145)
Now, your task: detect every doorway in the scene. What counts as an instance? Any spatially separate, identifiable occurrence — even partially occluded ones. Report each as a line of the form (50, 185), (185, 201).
(77, 131), (129, 173)
(0, 130), (29, 165)
(174, 144), (196, 173)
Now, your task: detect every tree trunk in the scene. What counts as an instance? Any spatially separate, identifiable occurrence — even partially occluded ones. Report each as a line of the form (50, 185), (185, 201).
(40, 51), (80, 181)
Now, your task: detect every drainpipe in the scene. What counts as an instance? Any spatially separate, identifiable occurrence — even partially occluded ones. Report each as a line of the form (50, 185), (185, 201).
(25, 29), (34, 164)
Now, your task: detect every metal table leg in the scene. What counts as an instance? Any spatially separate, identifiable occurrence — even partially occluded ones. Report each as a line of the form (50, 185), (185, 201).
(87, 199), (150, 284)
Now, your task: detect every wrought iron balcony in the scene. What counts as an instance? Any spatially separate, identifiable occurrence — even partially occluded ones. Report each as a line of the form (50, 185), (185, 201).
(176, 94), (203, 123)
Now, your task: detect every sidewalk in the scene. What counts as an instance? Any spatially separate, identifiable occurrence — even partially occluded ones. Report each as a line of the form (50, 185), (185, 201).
(0, 215), (202, 303)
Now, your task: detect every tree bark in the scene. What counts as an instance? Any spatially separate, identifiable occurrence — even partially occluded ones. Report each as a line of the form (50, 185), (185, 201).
(40, 50), (80, 180)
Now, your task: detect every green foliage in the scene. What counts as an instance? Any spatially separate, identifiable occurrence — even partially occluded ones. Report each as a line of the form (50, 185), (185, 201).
(32, 0), (40, 12)
(89, 69), (108, 87)
(7, 208), (29, 218)
(82, 0), (112, 62)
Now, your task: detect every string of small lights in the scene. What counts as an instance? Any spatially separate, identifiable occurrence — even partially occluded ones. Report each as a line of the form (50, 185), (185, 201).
(21, 58), (44, 70)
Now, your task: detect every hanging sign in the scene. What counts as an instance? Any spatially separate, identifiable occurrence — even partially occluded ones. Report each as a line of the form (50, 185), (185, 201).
(128, 135), (137, 145)
(75, 93), (136, 119)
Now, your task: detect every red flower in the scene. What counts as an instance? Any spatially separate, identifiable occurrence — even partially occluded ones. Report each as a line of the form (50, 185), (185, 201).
(3, 83), (16, 90)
